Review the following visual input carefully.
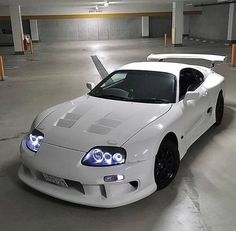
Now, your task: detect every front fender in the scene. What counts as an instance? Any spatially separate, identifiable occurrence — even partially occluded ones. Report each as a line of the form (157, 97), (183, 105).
(30, 102), (67, 132)
(122, 105), (186, 163)
(122, 123), (164, 163)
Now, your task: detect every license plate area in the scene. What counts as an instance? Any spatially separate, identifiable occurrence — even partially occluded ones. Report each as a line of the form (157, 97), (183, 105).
(42, 173), (68, 188)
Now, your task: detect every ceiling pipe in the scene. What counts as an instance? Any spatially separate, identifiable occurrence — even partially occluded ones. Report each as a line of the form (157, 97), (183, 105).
(194, 0), (236, 7)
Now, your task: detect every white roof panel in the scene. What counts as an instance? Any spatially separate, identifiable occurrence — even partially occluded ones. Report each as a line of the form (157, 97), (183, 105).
(118, 62), (190, 79)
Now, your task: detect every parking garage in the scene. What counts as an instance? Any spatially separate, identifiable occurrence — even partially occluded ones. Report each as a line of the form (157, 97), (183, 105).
(1, 1), (236, 231)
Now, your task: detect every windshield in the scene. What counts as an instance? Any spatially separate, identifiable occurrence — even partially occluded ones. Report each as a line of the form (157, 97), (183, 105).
(89, 70), (176, 104)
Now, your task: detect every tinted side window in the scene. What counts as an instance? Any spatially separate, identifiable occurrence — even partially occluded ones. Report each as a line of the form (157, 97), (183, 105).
(179, 68), (200, 100)
(193, 69), (204, 84)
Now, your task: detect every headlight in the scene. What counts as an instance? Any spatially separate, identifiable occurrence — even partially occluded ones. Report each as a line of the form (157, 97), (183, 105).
(82, 147), (126, 167)
(26, 129), (44, 153)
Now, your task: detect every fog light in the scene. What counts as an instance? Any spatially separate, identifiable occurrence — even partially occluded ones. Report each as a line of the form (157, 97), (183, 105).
(104, 174), (124, 182)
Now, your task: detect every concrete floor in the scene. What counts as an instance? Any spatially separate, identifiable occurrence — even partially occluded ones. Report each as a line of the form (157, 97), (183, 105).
(0, 38), (236, 231)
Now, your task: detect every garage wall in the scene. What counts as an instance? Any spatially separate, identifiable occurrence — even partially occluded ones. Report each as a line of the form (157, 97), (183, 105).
(0, 20), (13, 45)
(38, 18), (142, 41)
(38, 16), (185, 41)
(149, 15), (190, 38)
(189, 5), (229, 40)
(149, 16), (172, 37)
(0, 20), (30, 45)
(184, 15), (190, 35)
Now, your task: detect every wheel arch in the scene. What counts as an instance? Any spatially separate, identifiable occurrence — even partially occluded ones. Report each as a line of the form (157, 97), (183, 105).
(162, 132), (178, 147)
(154, 131), (180, 190)
(160, 132), (180, 161)
(214, 89), (224, 126)
(219, 89), (223, 96)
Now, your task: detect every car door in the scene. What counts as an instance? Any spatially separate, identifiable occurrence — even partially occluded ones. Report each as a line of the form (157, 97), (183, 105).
(178, 68), (210, 149)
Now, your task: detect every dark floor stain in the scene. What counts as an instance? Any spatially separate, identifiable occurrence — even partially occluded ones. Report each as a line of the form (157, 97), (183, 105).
(182, 170), (213, 231)
(183, 170), (201, 212)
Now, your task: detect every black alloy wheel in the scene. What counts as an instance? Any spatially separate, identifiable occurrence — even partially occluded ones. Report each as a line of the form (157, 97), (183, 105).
(215, 92), (224, 126)
(154, 140), (179, 190)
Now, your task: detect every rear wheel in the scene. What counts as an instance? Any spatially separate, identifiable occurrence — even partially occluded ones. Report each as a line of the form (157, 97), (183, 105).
(154, 140), (180, 190)
(215, 92), (224, 126)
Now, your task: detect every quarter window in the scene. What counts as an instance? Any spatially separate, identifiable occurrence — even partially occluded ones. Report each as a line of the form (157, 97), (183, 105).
(179, 68), (204, 100)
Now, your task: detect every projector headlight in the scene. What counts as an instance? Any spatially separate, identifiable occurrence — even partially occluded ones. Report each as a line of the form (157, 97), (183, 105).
(26, 129), (44, 153)
(82, 147), (126, 167)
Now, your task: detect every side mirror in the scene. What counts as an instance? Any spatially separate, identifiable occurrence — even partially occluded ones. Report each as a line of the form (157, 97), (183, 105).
(86, 82), (95, 91)
(184, 91), (200, 102)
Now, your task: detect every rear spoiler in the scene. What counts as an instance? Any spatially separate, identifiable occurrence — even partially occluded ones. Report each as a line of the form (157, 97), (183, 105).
(147, 53), (226, 67)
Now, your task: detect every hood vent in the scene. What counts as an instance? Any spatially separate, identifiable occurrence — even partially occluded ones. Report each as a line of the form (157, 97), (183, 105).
(96, 118), (122, 128)
(87, 124), (112, 135)
(56, 113), (81, 128)
(87, 118), (122, 135)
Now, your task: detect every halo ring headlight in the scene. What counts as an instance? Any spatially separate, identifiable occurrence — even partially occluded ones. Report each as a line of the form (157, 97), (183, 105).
(26, 129), (44, 153)
(82, 146), (126, 167)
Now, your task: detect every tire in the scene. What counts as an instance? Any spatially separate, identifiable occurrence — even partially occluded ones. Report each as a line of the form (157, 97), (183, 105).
(154, 139), (180, 190)
(215, 92), (224, 126)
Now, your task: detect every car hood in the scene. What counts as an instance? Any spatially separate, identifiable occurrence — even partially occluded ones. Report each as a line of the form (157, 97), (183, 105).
(37, 95), (172, 152)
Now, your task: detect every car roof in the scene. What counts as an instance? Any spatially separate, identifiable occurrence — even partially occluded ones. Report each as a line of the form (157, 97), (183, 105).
(118, 62), (210, 79)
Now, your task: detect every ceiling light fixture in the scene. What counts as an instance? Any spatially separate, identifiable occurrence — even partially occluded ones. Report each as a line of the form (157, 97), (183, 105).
(104, 1), (109, 7)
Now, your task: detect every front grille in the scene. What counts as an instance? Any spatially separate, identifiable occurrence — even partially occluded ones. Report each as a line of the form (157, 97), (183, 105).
(65, 180), (85, 194)
(23, 165), (139, 199)
(129, 180), (139, 189)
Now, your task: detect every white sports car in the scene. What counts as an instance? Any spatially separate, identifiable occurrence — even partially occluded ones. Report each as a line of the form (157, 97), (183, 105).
(18, 54), (225, 208)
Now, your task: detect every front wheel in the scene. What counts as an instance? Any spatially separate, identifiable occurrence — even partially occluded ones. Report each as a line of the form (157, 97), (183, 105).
(215, 92), (224, 126)
(154, 140), (180, 190)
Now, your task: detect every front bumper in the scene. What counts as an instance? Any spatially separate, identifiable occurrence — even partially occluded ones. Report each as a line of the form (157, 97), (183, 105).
(18, 139), (157, 208)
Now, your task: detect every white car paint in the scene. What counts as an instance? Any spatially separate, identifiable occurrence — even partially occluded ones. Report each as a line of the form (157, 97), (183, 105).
(147, 53), (226, 62)
(36, 96), (172, 152)
(18, 54), (225, 208)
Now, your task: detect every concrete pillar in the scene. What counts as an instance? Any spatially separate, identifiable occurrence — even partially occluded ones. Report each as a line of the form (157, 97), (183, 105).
(142, 16), (149, 38)
(172, 1), (183, 46)
(30, 20), (39, 42)
(9, 4), (24, 54)
(227, 3), (236, 42)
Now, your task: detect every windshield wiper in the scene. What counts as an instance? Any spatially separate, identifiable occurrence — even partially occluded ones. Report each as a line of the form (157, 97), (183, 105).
(98, 94), (128, 101)
(131, 98), (171, 104)
(93, 95), (171, 104)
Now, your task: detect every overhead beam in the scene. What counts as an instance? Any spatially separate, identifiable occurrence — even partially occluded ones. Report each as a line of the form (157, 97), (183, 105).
(0, 11), (201, 20)
(194, 0), (236, 7)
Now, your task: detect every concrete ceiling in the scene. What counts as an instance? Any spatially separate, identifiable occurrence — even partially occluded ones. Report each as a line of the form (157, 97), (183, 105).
(0, 0), (227, 16)
(0, 0), (218, 7)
